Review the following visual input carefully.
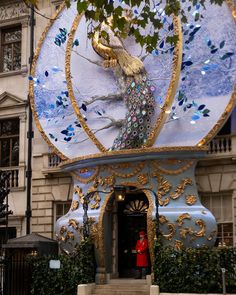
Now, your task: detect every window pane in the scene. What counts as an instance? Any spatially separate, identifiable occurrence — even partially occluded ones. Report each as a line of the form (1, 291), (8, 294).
(1, 119), (19, 136)
(3, 44), (12, 72)
(1, 139), (10, 167)
(13, 43), (21, 71)
(3, 28), (21, 42)
(56, 204), (63, 216)
(217, 223), (233, 247)
(64, 203), (71, 214)
(1, 27), (21, 72)
(11, 138), (19, 166)
(222, 195), (232, 222)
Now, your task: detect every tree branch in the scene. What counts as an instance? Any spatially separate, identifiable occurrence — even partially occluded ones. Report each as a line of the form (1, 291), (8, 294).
(83, 92), (124, 106)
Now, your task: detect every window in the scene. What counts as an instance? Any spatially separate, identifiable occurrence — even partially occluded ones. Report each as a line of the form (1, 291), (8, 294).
(0, 26), (21, 72)
(0, 118), (19, 167)
(54, 202), (71, 221)
(201, 192), (233, 246)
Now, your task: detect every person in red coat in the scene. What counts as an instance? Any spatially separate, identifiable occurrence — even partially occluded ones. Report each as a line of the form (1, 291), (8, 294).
(135, 230), (149, 279)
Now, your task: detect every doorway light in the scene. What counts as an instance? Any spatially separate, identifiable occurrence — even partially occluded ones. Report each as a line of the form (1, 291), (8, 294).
(114, 185), (126, 202)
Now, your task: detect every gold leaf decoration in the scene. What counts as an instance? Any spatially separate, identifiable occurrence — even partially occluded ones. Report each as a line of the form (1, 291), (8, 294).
(175, 239), (184, 250)
(186, 194), (197, 206)
(161, 223), (176, 241)
(194, 219), (206, 237)
(94, 176), (104, 188)
(60, 226), (67, 235)
(176, 213), (191, 226)
(179, 227), (193, 239)
(123, 199), (148, 215)
(68, 219), (79, 230)
(70, 200), (79, 211)
(155, 174), (172, 206)
(137, 173), (148, 185)
(170, 178), (193, 200)
(104, 175), (116, 188)
(159, 215), (168, 224)
(90, 192), (101, 210)
(74, 186), (85, 204)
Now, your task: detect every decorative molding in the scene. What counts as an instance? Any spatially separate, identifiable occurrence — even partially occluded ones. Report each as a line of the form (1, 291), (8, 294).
(0, 68), (28, 78)
(60, 146), (207, 168)
(0, 2), (29, 21)
(0, 92), (27, 110)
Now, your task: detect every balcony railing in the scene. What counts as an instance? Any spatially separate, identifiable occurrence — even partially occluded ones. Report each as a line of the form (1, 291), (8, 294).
(207, 134), (235, 156)
(48, 153), (62, 168)
(0, 167), (19, 188)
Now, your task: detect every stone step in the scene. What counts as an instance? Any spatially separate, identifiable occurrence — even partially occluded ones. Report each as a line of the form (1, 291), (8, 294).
(109, 279), (148, 285)
(94, 286), (149, 291)
(92, 283), (149, 295)
(92, 292), (149, 295)
(92, 290), (149, 295)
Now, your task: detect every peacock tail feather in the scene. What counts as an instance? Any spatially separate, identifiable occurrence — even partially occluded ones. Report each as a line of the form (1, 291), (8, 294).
(112, 73), (156, 150)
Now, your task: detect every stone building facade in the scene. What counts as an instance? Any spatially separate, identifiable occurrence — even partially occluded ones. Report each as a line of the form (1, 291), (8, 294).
(0, 0), (235, 246)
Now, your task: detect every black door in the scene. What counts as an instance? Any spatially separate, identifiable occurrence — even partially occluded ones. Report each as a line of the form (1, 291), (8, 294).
(118, 192), (148, 278)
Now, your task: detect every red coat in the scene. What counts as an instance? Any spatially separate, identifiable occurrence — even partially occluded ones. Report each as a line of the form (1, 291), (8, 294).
(135, 238), (149, 267)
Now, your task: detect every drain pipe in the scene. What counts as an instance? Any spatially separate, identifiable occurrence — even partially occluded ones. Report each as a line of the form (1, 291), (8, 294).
(25, 4), (35, 235)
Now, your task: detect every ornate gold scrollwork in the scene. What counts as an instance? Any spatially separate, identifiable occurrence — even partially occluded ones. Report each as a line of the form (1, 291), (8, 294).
(108, 162), (145, 178)
(74, 186), (85, 204)
(185, 194), (197, 206)
(68, 219), (79, 230)
(137, 173), (149, 185)
(74, 184), (102, 209)
(103, 175), (116, 188)
(158, 214), (175, 241)
(179, 227), (193, 239)
(152, 160), (194, 175)
(153, 173), (172, 206)
(159, 215), (168, 224)
(70, 200), (79, 211)
(175, 240), (184, 250)
(162, 223), (176, 241)
(170, 178), (193, 200)
(194, 219), (206, 237)
(72, 166), (100, 184)
(90, 191), (101, 209)
(176, 213), (191, 226)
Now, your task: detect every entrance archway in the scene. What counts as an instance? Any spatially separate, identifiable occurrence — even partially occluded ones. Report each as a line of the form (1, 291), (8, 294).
(98, 185), (155, 280)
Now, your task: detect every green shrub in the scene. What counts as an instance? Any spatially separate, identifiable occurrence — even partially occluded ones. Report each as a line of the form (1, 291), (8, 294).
(154, 242), (236, 293)
(29, 238), (95, 295)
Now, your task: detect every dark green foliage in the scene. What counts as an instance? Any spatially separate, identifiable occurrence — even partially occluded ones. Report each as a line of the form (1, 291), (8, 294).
(28, 0), (224, 52)
(154, 242), (236, 293)
(29, 239), (95, 295)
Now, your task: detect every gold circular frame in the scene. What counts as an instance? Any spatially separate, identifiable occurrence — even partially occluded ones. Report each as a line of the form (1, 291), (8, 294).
(65, 14), (183, 152)
(30, 1), (236, 162)
(29, 3), (68, 160)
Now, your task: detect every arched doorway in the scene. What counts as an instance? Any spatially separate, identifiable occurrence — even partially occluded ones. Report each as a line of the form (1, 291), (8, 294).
(117, 189), (150, 278)
(98, 185), (155, 282)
